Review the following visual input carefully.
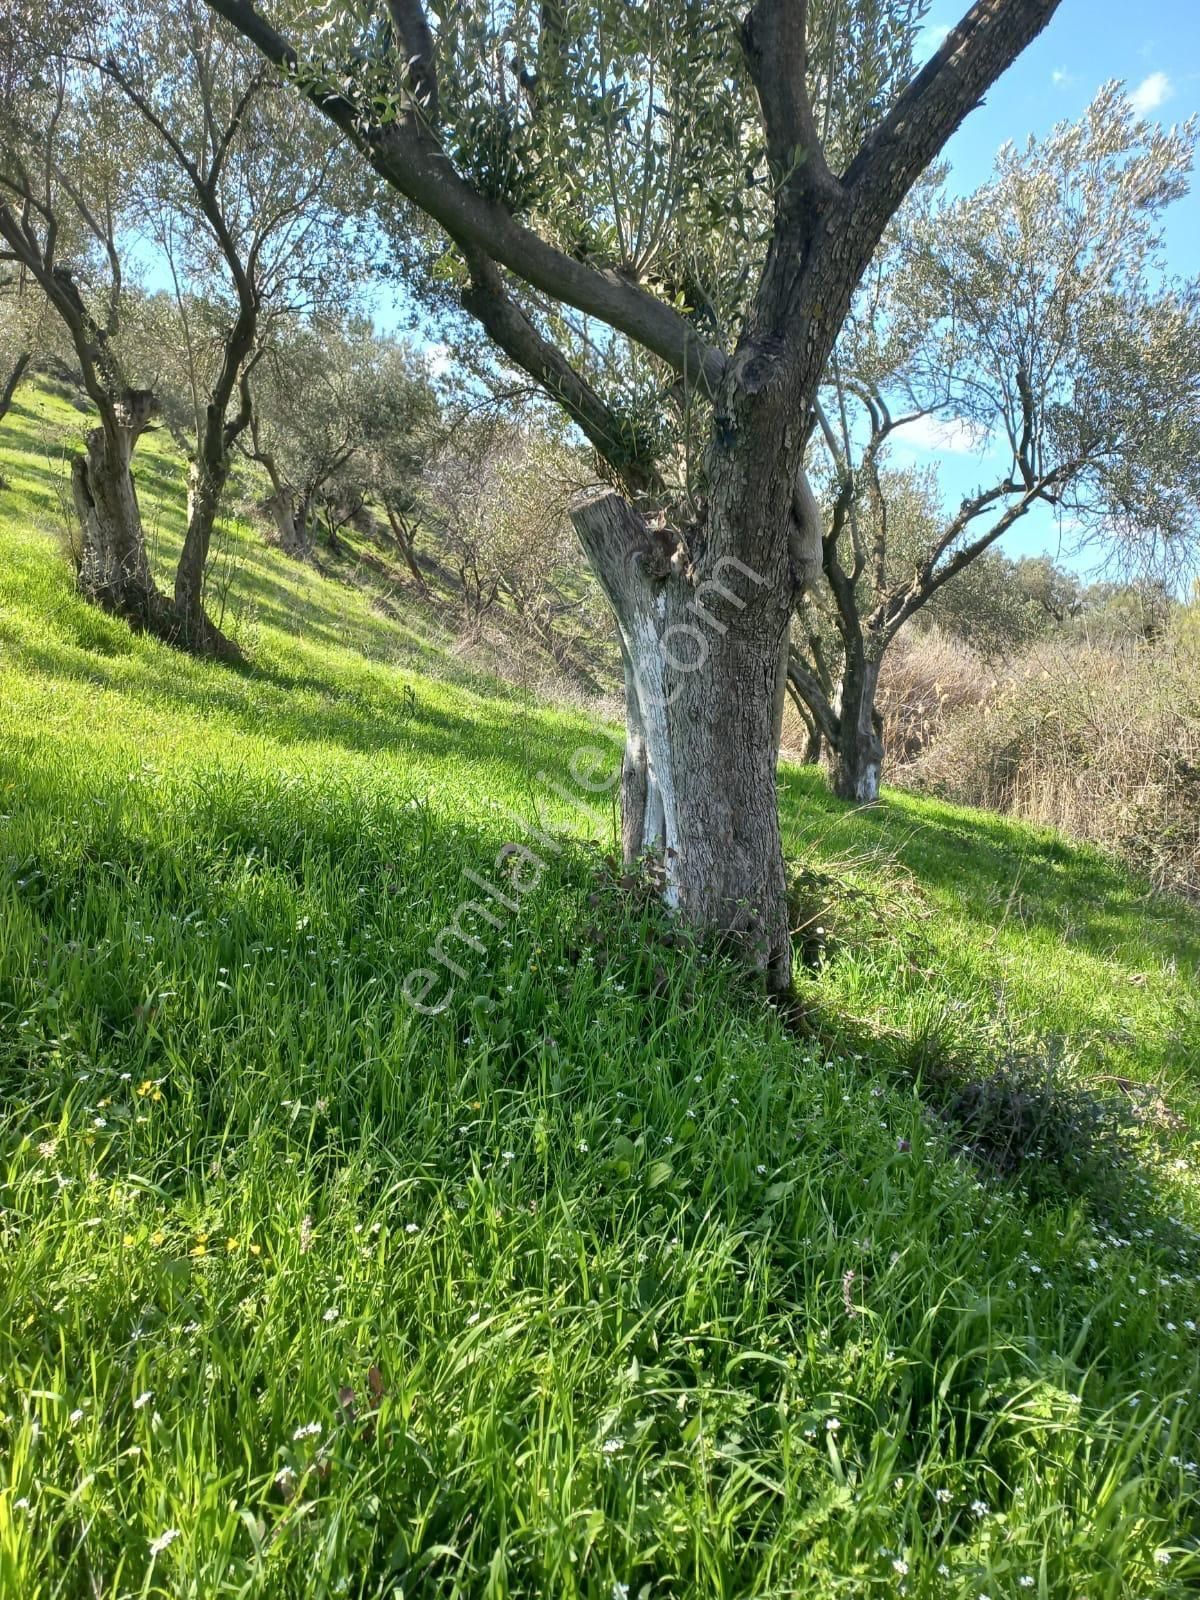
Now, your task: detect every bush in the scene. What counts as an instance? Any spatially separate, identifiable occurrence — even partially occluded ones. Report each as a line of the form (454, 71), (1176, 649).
(908, 625), (1200, 898)
(876, 624), (995, 767)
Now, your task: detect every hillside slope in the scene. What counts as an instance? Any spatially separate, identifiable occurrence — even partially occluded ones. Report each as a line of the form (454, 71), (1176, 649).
(1, 382), (1199, 1598)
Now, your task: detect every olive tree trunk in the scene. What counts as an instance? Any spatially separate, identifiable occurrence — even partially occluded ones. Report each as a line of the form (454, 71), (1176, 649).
(831, 655), (884, 803)
(0, 349), (31, 426)
(174, 450), (241, 660)
(72, 391), (166, 629)
(571, 488), (796, 988)
(263, 487), (312, 558)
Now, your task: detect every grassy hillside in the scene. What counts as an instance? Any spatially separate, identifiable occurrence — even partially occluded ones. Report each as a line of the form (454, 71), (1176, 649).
(1, 381), (1198, 1599)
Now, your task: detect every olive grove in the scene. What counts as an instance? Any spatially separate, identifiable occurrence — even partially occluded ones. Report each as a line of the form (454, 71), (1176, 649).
(208, 0), (1070, 989)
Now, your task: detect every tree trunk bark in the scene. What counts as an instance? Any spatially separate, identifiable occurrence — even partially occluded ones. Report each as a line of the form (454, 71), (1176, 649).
(385, 503), (427, 591)
(571, 489), (795, 989)
(832, 655), (884, 803)
(174, 452), (240, 660)
(0, 349), (31, 426)
(72, 392), (166, 630)
(265, 487), (311, 558)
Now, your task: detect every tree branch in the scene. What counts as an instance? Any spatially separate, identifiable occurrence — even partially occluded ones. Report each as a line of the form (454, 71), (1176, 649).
(385, 0), (439, 120)
(842, 0), (1063, 243)
(460, 250), (666, 500)
(742, 0), (839, 213)
(204, 0), (726, 394)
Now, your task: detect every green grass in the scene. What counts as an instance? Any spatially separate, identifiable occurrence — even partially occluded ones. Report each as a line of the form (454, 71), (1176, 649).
(1, 381), (1198, 1599)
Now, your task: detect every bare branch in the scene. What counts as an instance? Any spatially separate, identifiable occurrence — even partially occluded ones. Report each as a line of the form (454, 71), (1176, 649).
(461, 250), (665, 500)
(742, 0), (840, 215)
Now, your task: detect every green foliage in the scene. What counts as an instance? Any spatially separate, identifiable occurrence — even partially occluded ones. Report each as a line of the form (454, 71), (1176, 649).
(2, 381), (1200, 1595)
(885, 84), (1200, 575)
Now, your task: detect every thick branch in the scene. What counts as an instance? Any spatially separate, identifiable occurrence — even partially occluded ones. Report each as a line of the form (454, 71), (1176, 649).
(460, 251), (665, 499)
(386, 0), (439, 119)
(842, 0), (1063, 243)
(205, 0), (726, 393)
(742, 0), (839, 210)
(786, 646), (840, 742)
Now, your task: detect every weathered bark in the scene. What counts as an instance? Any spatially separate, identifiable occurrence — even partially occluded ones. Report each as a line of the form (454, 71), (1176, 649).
(268, 491), (312, 558)
(571, 488), (798, 988)
(72, 391), (167, 628)
(0, 349), (31, 425)
(832, 656), (884, 803)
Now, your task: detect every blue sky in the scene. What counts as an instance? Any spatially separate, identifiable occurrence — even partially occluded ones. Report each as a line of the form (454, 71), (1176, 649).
(886, 0), (1200, 571)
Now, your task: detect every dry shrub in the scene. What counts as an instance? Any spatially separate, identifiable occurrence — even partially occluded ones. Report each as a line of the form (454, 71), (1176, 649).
(909, 629), (1200, 898)
(878, 625), (994, 767)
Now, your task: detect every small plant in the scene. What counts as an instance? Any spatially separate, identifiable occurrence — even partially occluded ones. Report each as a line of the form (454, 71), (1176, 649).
(916, 1033), (1138, 1202)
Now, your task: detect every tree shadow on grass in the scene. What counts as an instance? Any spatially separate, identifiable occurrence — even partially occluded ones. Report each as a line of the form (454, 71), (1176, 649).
(778, 764), (1200, 979)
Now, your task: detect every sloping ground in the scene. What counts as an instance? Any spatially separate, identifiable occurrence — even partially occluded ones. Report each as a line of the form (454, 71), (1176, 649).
(1, 383), (1198, 1598)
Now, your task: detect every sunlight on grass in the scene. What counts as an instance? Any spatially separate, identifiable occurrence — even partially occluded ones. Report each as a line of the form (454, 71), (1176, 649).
(1, 384), (1198, 1597)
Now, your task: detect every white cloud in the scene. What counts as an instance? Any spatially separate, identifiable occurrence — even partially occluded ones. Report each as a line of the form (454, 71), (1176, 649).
(1051, 67), (1073, 87)
(1129, 71), (1173, 115)
(424, 340), (454, 379)
(891, 414), (987, 456)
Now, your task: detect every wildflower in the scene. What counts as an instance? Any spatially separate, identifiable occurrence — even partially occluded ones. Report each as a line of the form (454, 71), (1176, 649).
(892, 1558), (909, 1576)
(1019, 1580), (1035, 1590)
(1155, 1551), (1171, 1566)
(69, 1408), (84, 1426)
(825, 1416), (841, 1432)
(937, 1565), (950, 1578)
(323, 1307), (339, 1323)
(406, 1223), (418, 1234)
(133, 1391), (153, 1410)
(292, 1422), (322, 1440)
(249, 1242), (262, 1256)
(136, 1080), (163, 1103)
(122, 1233), (135, 1247)
(148, 1529), (180, 1557)
(13, 1497), (30, 1511)
(578, 1140), (589, 1152)
(970, 1499), (989, 1517)
(502, 1151), (515, 1162)
(299, 1216), (314, 1253)
(601, 1437), (624, 1455)
(190, 1243), (207, 1258)
(612, 1585), (630, 1600)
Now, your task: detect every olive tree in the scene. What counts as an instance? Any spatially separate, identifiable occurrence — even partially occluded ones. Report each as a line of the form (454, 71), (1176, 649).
(0, 11), (167, 625)
(791, 87), (1200, 800)
(0, 262), (58, 425)
(209, 0), (1067, 988)
(353, 333), (443, 588)
(92, 0), (363, 649)
(244, 317), (438, 562)
(0, 0), (358, 651)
